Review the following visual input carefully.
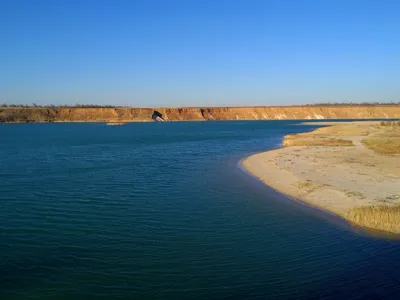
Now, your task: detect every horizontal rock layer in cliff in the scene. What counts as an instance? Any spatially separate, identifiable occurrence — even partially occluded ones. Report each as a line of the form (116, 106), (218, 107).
(1, 106), (400, 123)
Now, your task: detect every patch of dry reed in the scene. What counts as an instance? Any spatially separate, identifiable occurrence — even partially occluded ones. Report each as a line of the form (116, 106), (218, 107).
(347, 205), (400, 233)
(362, 138), (400, 154)
(284, 138), (353, 147)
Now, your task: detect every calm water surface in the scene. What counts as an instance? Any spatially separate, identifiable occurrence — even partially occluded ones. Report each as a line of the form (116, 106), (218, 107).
(1, 121), (400, 300)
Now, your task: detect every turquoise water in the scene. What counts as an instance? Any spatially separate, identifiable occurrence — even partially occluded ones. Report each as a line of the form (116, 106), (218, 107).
(1, 121), (400, 300)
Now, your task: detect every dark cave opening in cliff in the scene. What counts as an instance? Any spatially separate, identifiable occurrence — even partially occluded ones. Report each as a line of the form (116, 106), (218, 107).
(152, 111), (164, 122)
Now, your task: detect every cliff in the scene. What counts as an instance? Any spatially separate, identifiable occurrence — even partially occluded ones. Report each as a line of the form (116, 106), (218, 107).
(1, 106), (400, 123)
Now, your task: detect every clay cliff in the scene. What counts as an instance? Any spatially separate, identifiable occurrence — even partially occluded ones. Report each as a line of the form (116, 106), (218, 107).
(1, 106), (400, 123)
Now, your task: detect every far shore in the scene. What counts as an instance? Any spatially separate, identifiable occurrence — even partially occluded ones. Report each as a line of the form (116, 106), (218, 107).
(243, 121), (400, 235)
(2, 105), (400, 123)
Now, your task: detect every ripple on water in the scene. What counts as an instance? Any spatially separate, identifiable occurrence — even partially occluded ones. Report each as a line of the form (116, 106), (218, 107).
(1, 122), (400, 300)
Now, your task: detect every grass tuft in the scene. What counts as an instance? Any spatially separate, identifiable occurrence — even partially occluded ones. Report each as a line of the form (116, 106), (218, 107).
(296, 181), (325, 193)
(284, 138), (353, 147)
(380, 120), (400, 127)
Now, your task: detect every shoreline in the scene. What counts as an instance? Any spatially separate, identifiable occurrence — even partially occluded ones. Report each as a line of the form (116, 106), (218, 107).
(237, 157), (386, 239)
(1, 119), (397, 125)
(242, 122), (400, 236)
(2, 105), (400, 123)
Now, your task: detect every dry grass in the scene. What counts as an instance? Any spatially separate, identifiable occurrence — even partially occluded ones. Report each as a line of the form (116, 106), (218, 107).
(345, 191), (365, 199)
(372, 121), (400, 137)
(315, 124), (373, 137)
(284, 124), (373, 148)
(376, 195), (400, 204)
(380, 120), (400, 127)
(373, 127), (400, 138)
(296, 180), (314, 190)
(291, 122), (400, 154)
(296, 181), (326, 193)
(361, 121), (400, 154)
(284, 137), (354, 147)
(362, 138), (400, 154)
(347, 205), (400, 233)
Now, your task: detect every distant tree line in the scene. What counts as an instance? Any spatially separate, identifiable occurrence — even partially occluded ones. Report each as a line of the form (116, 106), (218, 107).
(301, 102), (400, 106)
(0, 103), (126, 108)
(1, 102), (400, 108)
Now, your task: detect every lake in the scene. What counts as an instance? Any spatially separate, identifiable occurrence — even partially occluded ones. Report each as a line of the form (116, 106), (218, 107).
(1, 121), (400, 299)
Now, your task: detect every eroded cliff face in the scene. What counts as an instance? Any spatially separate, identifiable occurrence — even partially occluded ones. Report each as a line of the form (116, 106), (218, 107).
(1, 106), (400, 123)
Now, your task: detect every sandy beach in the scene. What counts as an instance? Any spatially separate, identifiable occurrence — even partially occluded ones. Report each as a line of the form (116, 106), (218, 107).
(243, 122), (400, 235)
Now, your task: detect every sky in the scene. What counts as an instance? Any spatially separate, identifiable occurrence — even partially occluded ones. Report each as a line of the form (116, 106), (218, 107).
(1, 0), (400, 107)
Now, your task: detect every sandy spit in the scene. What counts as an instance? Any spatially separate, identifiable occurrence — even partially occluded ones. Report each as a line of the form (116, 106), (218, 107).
(242, 123), (400, 235)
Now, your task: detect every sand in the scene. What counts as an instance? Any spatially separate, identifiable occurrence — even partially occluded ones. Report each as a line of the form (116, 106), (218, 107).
(243, 122), (400, 235)
(106, 122), (128, 126)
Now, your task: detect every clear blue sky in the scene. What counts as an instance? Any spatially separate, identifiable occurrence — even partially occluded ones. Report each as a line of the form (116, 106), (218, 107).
(1, 0), (400, 107)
